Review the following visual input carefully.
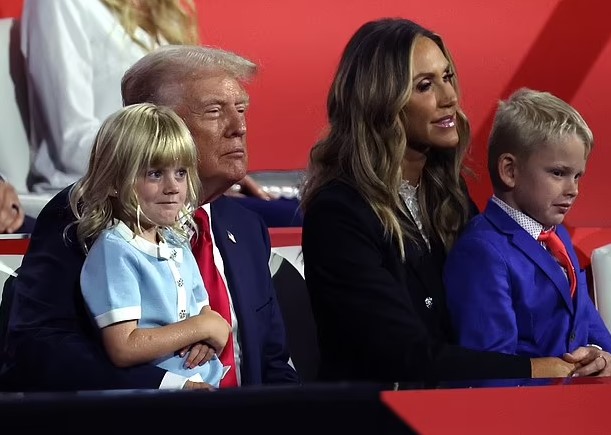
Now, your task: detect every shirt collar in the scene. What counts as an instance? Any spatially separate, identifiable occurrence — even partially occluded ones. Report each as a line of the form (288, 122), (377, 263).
(114, 220), (183, 263)
(491, 195), (553, 239)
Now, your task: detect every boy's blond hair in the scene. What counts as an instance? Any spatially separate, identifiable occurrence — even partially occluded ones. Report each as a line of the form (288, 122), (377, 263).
(488, 87), (593, 189)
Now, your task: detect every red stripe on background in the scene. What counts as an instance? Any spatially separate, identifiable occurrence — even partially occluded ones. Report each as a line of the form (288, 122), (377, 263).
(470, 0), (611, 205)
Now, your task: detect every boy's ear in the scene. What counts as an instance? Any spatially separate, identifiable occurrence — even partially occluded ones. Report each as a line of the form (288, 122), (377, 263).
(498, 153), (518, 188)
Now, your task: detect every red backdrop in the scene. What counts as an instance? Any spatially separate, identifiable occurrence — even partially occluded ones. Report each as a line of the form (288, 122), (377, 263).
(2, 0), (610, 229)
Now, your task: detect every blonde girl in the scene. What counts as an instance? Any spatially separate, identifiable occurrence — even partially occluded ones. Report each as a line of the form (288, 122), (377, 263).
(74, 103), (230, 389)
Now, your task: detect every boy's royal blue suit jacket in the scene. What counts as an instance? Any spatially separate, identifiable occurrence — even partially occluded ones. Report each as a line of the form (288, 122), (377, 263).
(445, 199), (611, 357)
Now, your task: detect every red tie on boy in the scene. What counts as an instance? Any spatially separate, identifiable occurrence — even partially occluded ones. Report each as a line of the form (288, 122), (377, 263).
(538, 229), (576, 298)
(192, 208), (239, 387)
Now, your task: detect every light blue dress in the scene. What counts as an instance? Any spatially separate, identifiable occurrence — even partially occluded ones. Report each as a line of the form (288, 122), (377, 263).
(81, 221), (224, 387)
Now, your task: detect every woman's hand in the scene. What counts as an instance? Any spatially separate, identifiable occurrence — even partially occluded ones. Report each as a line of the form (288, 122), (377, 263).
(530, 357), (576, 378)
(224, 175), (273, 200)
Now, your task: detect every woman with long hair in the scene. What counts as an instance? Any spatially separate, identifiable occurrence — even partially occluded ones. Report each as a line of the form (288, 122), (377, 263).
(301, 17), (601, 383)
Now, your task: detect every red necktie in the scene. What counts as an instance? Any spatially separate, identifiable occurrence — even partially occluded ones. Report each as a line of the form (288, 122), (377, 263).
(538, 230), (576, 298)
(192, 208), (239, 387)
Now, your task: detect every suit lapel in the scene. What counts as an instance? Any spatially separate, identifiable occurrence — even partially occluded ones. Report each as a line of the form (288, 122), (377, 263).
(209, 198), (244, 319)
(484, 200), (574, 313)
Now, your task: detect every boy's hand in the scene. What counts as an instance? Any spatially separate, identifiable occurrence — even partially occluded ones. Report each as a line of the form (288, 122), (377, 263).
(563, 346), (611, 377)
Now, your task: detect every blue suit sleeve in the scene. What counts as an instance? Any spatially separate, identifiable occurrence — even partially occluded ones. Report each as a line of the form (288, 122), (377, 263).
(444, 235), (519, 354)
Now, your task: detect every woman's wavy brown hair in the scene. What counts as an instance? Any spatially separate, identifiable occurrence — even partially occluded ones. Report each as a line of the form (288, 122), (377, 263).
(300, 18), (472, 259)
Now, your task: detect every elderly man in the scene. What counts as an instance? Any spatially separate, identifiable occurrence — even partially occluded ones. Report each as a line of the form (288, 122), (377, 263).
(1, 45), (299, 391)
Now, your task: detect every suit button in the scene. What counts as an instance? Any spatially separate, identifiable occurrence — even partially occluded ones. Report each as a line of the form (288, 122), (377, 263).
(424, 297), (433, 309)
(569, 331), (576, 342)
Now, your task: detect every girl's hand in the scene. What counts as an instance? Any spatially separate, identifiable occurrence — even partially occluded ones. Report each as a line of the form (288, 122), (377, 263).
(179, 342), (216, 369)
(196, 309), (230, 354)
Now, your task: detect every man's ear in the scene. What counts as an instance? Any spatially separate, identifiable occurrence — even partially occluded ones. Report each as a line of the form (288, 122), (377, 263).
(498, 153), (518, 188)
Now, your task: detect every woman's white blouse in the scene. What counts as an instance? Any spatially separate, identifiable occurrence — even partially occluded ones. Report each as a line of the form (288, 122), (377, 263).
(21, 0), (160, 192)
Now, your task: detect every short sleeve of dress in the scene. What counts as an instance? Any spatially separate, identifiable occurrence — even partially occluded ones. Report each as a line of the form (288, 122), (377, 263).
(81, 232), (142, 328)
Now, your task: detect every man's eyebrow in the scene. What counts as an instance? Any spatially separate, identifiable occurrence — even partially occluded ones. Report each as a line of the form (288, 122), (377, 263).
(198, 98), (224, 106)
(197, 97), (250, 105)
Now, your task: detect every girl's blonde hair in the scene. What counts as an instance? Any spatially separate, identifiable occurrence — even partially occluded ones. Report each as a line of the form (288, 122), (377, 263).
(68, 103), (201, 252)
(100, 0), (199, 50)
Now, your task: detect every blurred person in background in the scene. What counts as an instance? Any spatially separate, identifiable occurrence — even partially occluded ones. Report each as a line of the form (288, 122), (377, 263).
(0, 178), (34, 233)
(20, 0), (302, 226)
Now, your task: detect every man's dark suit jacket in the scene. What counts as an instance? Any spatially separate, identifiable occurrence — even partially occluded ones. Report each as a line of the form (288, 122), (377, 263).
(2, 186), (298, 391)
(302, 180), (531, 383)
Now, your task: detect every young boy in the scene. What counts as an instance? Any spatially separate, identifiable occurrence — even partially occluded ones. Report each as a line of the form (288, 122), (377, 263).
(444, 88), (611, 362)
